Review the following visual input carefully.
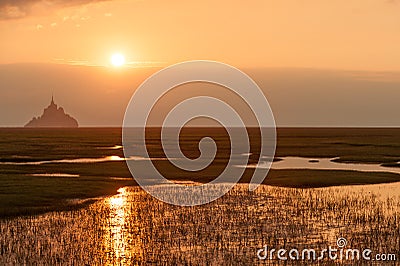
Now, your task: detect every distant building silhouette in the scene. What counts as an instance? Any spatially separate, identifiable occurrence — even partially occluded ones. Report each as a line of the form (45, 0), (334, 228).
(25, 96), (79, 128)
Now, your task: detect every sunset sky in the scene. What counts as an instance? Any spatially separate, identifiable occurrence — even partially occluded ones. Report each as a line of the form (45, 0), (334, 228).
(1, 0), (400, 126)
(1, 0), (400, 69)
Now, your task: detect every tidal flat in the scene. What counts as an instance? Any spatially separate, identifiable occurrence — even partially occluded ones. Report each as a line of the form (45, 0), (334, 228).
(1, 128), (400, 264)
(1, 128), (400, 217)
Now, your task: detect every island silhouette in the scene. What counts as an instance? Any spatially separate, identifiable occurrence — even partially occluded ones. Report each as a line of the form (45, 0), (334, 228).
(25, 96), (79, 128)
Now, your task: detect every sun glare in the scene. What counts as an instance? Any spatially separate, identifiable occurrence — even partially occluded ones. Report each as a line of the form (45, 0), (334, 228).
(110, 53), (125, 67)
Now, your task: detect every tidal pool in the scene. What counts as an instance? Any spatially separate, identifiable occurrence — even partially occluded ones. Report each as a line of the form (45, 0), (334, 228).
(239, 156), (400, 175)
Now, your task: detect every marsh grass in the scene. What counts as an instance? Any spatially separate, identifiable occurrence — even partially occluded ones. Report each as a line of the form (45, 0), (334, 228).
(0, 184), (398, 265)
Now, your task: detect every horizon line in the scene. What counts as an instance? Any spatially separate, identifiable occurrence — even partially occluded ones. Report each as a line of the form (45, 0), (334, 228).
(1, 126), (400, 129)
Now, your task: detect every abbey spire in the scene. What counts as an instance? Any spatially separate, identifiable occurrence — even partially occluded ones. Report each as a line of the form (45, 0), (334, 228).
(25, 94), (79, 128)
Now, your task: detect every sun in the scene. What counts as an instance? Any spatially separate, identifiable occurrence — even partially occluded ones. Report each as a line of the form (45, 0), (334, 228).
(110, 53), (125, 67)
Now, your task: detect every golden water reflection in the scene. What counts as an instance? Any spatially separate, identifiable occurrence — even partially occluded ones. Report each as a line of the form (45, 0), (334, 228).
(103, 187), (143, 265)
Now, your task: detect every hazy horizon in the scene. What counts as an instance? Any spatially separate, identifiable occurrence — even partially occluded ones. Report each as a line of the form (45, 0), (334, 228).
(1, 63), (400, 127)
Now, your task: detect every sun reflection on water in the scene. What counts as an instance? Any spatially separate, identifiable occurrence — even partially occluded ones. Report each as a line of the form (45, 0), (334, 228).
(104, 188), (130, 264)
(107, 155), (125, 161)
(103, 187), (146, 265)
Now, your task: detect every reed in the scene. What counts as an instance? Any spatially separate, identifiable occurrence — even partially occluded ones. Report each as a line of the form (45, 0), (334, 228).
(0, 184), (398, 265)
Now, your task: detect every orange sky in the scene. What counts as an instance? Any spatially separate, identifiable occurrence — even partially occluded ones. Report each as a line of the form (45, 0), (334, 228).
(1, 0), (400, 127)
(1, 0), (400, 71)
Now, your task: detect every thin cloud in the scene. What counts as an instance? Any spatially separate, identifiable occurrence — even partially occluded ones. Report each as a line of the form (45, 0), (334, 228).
(0, 0), (111, 20)
(53, 58), (167, 68)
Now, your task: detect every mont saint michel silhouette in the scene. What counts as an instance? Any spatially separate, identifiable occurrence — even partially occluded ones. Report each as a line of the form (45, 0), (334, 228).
(25, 96), (79, 128)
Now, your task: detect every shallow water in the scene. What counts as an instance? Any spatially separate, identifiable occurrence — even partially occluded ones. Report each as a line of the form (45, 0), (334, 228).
(239, 156), (400, 175)
(0, 155), (125, 165)
(96, 145), (123, 150)
(29, 173), (80, 178)
(1, 183), (398, 265)
(0, 155), (171, 165)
